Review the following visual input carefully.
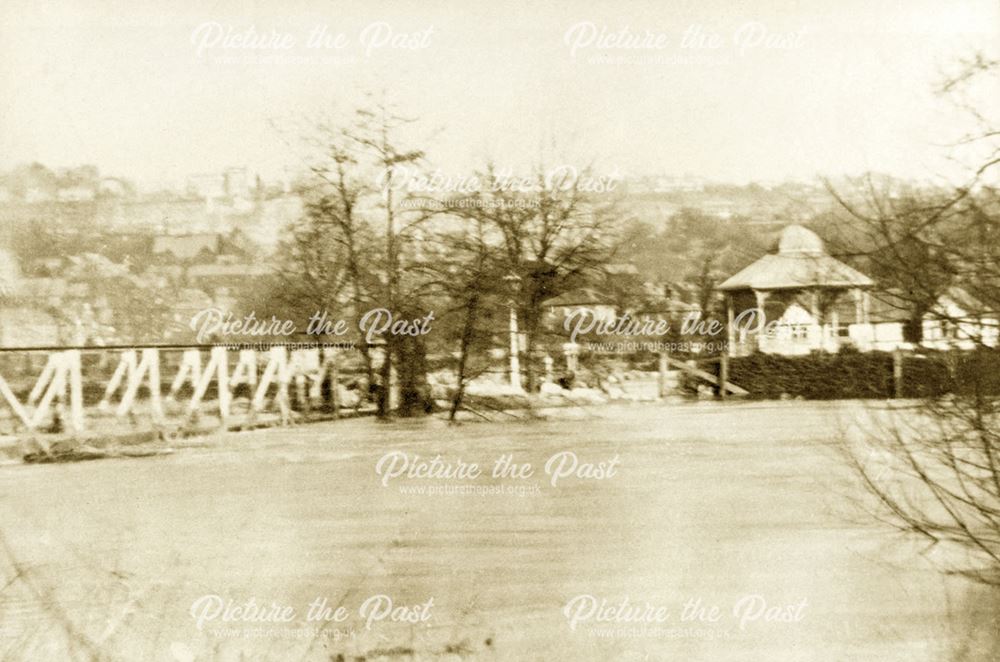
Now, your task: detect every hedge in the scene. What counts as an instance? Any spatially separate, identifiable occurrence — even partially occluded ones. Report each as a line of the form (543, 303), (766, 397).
(719, 348), (1000, 401)
(727, 350), (893, 400)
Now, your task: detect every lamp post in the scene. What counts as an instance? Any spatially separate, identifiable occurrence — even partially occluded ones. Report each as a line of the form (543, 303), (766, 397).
(503, 273), (523, 392)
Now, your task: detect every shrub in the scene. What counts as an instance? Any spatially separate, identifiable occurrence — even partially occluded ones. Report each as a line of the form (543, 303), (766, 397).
(729, 348), (1000, 400)
(729, 350), (894, 400)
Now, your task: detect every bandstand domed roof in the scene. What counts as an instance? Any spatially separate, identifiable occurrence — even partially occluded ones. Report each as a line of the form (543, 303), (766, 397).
(778, 224), (824, 255)
(719, 224), (873, 291)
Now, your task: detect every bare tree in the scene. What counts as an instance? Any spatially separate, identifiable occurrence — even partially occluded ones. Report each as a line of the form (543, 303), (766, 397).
(421, 208), (506, 421)
(285, 97), (437, 417)
(836, 55), (1000, 585)
(297, 134), (379, 389)
(823, 177), (964, 342)
(465, 161), (624, 391)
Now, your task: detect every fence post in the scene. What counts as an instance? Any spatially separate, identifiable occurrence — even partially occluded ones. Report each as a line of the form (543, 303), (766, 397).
(0, 372), (31, 430)
(293, 350), (310, 417)
(173, 349), (201, 400)
(719, 352), (730, 401)
(66, 350), (85, 433)
(892, 348), (904, 398)
(99, 350), (135, 412)
(214, 347), (231, 424)
(657, 353), (668, 399)
(388, 364), (399, 412)
(111, 349), (163, 419)
(30, 356), (66, 431)
(330, 353), (340, 419)
(563, 342), (579, 373)
(27, 355), (58, 407)
(144, 348), (163, 423)
(276, 347), (291, 424)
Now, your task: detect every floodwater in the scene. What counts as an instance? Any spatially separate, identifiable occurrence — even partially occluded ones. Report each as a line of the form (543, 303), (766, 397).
(0, 402), (997, 661)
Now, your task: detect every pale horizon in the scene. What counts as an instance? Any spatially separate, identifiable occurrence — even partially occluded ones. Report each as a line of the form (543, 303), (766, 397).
(2, 0), (998, 190)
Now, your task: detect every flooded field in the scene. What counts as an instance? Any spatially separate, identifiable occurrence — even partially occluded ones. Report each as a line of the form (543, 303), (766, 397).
(1, 401), (997, 661)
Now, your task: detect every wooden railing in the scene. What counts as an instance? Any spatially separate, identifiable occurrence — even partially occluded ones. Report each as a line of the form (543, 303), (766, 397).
(0, 345), (352, 435)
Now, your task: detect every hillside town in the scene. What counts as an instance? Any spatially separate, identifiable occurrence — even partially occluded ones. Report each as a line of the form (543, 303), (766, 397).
(1, 162), (988, 360)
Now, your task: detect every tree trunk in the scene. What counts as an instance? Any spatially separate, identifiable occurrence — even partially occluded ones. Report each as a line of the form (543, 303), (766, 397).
(449, 293), (480, 421)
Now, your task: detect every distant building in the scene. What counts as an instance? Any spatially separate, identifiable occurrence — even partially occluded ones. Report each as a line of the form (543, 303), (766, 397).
(545, 289), (618, 324)
(855, 288), (999, 352)
(57, 186), (96, 202)
(652, 175), (705, 193)
(185, 173), (226, 201)
(0, 249), (61, 346)
(185, 168), (253, 202)
(0, 248), (21, 285)
(98, 177), (132, 198)
(152, 233), (225, 264)
(223, 168), (250, 199)
(626, 175), (705, 194)
(0, 306), (60, 347)
(187, 260), (273, 291)
(96, 198), (228, 234)
(166, 288), (214, 341)
(24, 188), (53, 203)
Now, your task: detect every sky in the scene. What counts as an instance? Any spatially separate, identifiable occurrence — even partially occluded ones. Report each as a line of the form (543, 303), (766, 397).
(1, 0), (998, 190)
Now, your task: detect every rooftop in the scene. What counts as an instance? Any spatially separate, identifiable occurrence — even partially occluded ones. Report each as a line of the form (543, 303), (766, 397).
(719, 225), (874, 291)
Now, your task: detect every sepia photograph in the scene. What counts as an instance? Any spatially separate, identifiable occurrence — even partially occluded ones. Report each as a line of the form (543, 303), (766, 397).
(1, 0), (999, 660)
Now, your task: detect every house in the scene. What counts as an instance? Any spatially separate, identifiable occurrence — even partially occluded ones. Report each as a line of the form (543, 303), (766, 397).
(0, 248), (21, 286)
(0, 306), (60, 346)
(920, 289), (999, 349)
(852, 288), (999, 351)
(152, 233), (225, 264)
(150, 231), (255, 266)
(544, 274), (702, 342)
(24, 188), (53, 204)
(57, 186), (96, 202)
(98, 177), (131, 197)
(166, 288), (215, 341)
(186, 260), (273, 296)
(0, 249), (63, 346)
(545, 288), (618, 324)
(186, 173), (227, 201)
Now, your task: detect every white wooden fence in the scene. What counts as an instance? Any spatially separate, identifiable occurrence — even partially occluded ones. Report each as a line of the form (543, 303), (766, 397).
(0, 346), (346, 434)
